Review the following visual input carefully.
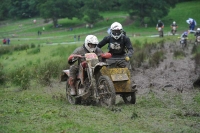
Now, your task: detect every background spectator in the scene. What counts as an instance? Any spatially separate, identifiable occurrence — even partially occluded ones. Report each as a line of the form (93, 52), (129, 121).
(7, 38), (10, 45)
(74, 35), (76, 42)
(78, 35), (80, 41)
(3, 38), (6, 44)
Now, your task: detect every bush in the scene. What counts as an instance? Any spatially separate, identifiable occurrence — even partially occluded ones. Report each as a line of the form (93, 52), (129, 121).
(13, 44), (29, 51)
(34, 59), (67, 86)
(149, 50), (165, 67)
(0, 63), (6, 85)
(27, 47), (40, 55)
(30, 43), (36, 48)
(11, 67), (31, 90)
(132, 50), (146, 67)
(0, 46), (13, 56)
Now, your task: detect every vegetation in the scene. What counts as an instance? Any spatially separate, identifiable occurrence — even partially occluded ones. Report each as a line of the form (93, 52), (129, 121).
(0, 0), (186, 26)
(121, 0), (178, 26)
(0, 1), (200, 133)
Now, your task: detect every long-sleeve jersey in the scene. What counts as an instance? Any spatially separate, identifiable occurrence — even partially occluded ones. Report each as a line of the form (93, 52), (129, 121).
(97, 35), (134, 58)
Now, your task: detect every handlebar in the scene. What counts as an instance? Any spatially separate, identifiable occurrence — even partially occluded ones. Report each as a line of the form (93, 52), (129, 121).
(178, 37), (188, 39)
(72, 54), (85, 58)
(107, 58), (125, 60)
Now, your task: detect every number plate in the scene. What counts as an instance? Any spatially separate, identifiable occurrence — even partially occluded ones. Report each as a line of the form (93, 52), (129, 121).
(111, 74), (129, 81)
(85, 53), (98, 60)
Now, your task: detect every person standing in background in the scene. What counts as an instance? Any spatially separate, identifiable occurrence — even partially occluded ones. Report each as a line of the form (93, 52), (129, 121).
(74, 35), (76, 42)
(3, 38), (6, 44)
(78, 35), (80, 41)
(7, 38), (10, 45)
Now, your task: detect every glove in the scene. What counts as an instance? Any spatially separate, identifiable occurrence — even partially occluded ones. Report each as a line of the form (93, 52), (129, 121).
(125, 56), (130, 61)
(68, 54), (74, 61)
(101, 53), (112, 59)
(68, 54), (78, 65)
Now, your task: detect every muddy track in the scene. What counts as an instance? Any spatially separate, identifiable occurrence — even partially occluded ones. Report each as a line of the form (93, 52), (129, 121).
(132, 40), (200, 96)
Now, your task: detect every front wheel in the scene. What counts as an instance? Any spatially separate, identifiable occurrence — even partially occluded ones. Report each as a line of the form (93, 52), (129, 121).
(97, 75), (116, 107)
(66, 80), (81, 105)
(121, 92), (136, 104)
(182, 41), (187, 49)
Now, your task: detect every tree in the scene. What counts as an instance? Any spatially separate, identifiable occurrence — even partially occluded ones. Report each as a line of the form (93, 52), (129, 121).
(9, 0), (39, 19)
(38, 0), (83, 27)
(83, 0), (121, 25)
(0, 0), (11, 20)
(82, 1), (103, 25)
(120, 0), (179, 26)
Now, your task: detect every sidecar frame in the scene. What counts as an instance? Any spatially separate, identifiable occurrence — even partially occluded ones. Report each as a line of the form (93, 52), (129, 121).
(100, 67), (132, 93)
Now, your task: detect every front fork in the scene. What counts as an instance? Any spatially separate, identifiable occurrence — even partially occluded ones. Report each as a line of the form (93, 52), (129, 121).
(87, 67), (99, 99)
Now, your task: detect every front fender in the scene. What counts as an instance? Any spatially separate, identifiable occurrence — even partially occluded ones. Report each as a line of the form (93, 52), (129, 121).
(93, 62), (108, 75)
(60, 70), (70, 82)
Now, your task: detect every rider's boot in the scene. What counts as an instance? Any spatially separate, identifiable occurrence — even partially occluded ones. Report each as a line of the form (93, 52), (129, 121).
(69, 77), (76, 96)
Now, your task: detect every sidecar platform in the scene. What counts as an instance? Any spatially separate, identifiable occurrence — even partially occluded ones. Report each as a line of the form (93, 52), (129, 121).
(101, 67), (132, 93)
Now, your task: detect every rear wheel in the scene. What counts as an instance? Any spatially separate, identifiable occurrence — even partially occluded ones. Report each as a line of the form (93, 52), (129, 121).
(97, 75), (116, 107)
(159, 30), (163, 37)
(66, 80), (81, 105)
(172, 30), (175, 35)
(121, 91), (136, 104)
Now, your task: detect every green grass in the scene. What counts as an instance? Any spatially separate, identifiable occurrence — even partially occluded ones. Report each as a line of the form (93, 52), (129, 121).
(163, 1), (200, 32)
(0, 86), (200, 133)
(0, 44), (81, 73)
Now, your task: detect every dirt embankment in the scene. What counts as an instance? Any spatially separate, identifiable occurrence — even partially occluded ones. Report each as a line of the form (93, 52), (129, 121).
(132, 40), (200, 95)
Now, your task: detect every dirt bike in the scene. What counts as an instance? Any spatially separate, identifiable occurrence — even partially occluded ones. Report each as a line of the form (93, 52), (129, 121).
(100, 58), (136, 104)
(195, 36), (200, 45)
(179, 37), (188, 49)
(61, 53), (116, 107)
(171, 26), (177, 35)
(157, 27), (163, 37)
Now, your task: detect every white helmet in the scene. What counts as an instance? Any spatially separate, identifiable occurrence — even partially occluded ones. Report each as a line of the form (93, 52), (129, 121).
(110, 22), (123, 40)
(197, 28), (200, 31)
(173, 21), (176, 24)
(84, 35), (99, 53)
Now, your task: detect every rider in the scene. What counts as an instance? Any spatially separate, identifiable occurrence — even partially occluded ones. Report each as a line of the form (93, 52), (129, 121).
(194, 28), (200, 42)
(170, 21), (178, 33)
(68, 35), (106, 95)
(189, 19), (196, 31)
(180, 31), (188, 44)
(156, 20), (164, 37)
(181, 31), (188, 38)
(97, 22), (136, 89)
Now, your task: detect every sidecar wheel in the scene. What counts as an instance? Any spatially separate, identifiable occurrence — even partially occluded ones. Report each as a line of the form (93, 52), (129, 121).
(121, 92), (136, 104)
(98, 75), (116, 107)
(66, 81), (81, 105)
